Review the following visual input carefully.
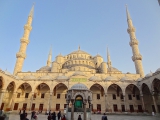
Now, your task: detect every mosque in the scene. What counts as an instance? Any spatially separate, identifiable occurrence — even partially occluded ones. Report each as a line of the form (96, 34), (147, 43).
(0, 5), (160, 117)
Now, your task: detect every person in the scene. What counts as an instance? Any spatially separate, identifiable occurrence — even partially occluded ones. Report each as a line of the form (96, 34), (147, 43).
(47, 114), (52, 120)
(20, 110), (25, 120)
(78, 115), (82, 120)
(31, 112), (38, 120)
(57, 111), (61, 120)
(31, 110), (35, 120)
(24, 113), (29, 120)
(49, 110), (51, 115)
(52, 112), (56, 120)
(101, 113), (108, 120)
(61, 115), (66, 120)
(19, 109), (21, 115)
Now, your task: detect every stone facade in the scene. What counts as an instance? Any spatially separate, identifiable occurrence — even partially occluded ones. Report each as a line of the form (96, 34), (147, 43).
(0, 5), (160, 115)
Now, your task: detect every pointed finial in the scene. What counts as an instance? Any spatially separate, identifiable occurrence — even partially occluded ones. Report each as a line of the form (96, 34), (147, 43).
(107, 47), (110, 57)
(49, 45), (52, 55)
(29, 3), (35, 17)
(78, 45), (80, 50)
(125, 4), (131, 20)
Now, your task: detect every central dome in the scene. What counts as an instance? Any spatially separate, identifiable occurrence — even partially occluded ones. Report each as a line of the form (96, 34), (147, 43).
(68, 49), (90, 55)
(70, 83), (88, 90)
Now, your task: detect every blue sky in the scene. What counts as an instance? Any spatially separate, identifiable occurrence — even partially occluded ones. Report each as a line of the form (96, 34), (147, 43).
(0, 0), (160, 75)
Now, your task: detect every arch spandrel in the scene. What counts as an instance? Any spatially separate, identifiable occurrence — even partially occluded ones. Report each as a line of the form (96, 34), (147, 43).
(15, 82), (33, 92)
(6, 81), (16, 92)
(33, 82), (51, 92)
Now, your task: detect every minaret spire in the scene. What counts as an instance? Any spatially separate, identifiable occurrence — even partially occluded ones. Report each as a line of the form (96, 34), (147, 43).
(107, 47), (112, 69)
(47, 47), (52, 66)
(13, 5), (34, 75)
(126, 5), (144, 77)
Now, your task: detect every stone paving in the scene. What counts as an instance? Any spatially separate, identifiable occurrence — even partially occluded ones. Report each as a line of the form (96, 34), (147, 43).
(8, 114), (160, 120)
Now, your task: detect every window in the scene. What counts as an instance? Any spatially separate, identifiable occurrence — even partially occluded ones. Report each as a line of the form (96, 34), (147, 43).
(138, 105), (142, 112)
(57, 94), (60, 99)
(136, 95), (140, 100)
(13, 103), (19, 110)
(23, 103), (27, 110)
(113, 104), (118, 112)
(97, 94), (100, 99)
(121, 105), (125, 112)
(129, 105), (134, 112)
(65, 94), (67, 99)
(56, 104), (60, 111)
(17, 93), (20, 98)
(64, 104), (67, 108)
(41, 93), (45, 98)
(112, 94), (116, 100)
(128, 94), (132, 100)
(97, 104), (101, 111)
(31, 103), (35, 110)
(39, 104), (43, 111)
(120, 94), (124, 100)
(33, 93), (36, 98)
(25, 93), (29, 98)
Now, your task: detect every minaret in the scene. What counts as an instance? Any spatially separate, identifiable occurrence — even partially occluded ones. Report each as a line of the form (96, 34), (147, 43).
(126, 5), (144, 77)
(107, 47), (112, 69)
(47, 47), (52, 66)
(13, 5), (34, 75)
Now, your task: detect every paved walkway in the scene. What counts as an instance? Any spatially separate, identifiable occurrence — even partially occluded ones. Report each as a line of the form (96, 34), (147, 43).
(8, 114), (160, 120)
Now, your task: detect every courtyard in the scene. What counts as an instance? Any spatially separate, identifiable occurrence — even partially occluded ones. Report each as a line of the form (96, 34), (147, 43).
(8, 114), (160, 120)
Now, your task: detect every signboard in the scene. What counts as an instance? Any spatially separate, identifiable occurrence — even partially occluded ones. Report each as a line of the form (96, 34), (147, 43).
(70, 78), (87, 82)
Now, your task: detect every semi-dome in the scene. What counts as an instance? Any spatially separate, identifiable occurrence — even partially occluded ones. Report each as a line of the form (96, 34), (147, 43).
(39, 66), (51, 71)
(89, 76), (101, 81)
(104, 76), (119, 81)
(145, 73), (153, 78)
(70, 83), (88, 90)
(137, 78), (142, 82)
(4, 70), (12, 76)
(72, 71), (86, 76)
(23, 75), (36, 80)
(56, 75), (69, 80)
(155, 68), (160, 72)
(108, 67), (120, 72)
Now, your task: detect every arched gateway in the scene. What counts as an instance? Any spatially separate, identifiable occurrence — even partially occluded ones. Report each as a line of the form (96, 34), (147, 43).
(66, 83), (92, 120)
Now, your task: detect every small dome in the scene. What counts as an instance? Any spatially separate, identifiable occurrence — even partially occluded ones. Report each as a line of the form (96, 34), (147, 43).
(137, 78), (142, 82)
(56, 75), (69, 80)
(145, 73), (153, 78)
(155, 68), (160, 72)
(23, 75), (36, 80)
(120, 76), (134, 82)
(89, 76), (101, 81)
(94, 54), (102, 58)
(70, 83), (88, 90)
(104, 76), (118, 81)
(40, 75), (53, 80)
(39, 66), (51, 71)
(4, 70), (12, 76)
(57, 54), (63, 57)
(72, 71), (86, 76)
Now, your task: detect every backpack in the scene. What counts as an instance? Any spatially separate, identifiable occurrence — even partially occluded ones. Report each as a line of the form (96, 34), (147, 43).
(104, 116), (108, 120)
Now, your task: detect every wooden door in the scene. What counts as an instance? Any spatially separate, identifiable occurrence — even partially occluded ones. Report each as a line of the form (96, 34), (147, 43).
(13, 103), (19, 110)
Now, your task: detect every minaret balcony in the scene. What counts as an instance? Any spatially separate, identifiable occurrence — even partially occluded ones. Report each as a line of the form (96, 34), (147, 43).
(20, 38), (30, 44)
(127, 27), (135, 33)
(24, 25), (32, 31)
(132, 54), (142, 61)
(16, 52), (26, 59)
(129, 39), (139, 46)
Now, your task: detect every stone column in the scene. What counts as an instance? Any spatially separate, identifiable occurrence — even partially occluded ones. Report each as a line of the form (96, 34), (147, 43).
(49, 92), (53, 111)
(83, 100), (87, 120)
(140, 94), (145, 112)
(29, 92), (34, 111)
(105, 93), (108, 112)
(0, 90), (5, 108)
(71, 100), (74, 120)
(9, 93), (17, 110)
(152, 94), (159, 114)
(123, 95), (127, 112)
